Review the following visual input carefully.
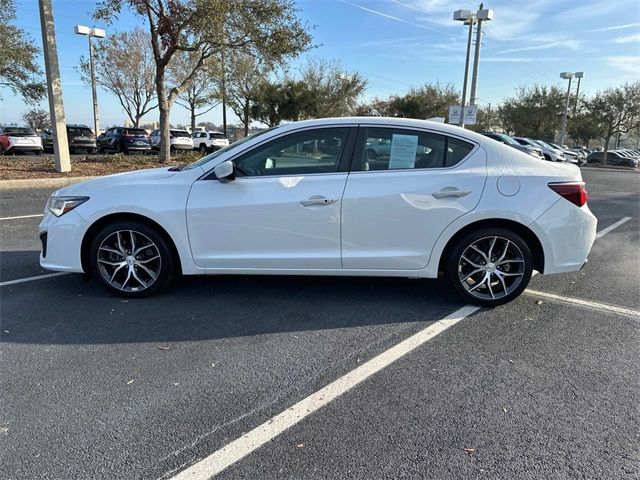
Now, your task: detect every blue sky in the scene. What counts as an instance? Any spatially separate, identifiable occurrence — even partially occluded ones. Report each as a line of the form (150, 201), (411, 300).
(1, 0), (639, 129)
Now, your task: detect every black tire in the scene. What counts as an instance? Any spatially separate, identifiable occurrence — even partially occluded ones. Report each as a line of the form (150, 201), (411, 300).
(446, 227), (533, 307)
(34, 149), (42, 155)
(88, 148), (97, 155)
(199, 143), (208, 154)
(89, 221), (176, 298)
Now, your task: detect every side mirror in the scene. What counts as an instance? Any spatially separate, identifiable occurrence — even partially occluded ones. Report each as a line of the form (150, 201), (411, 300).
(213, 160), (235, 182)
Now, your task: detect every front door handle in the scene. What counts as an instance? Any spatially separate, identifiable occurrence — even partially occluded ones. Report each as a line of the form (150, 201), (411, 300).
(300, 196), (338, 207)
(432, 187), (472, 199)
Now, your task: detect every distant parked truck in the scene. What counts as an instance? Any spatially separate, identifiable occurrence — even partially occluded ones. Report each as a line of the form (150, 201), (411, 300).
(191, 131), (229, 153)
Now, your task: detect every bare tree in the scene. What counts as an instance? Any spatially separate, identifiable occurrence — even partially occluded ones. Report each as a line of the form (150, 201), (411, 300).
(169, 51), (221, 131)
(224, 52), (272, 136)
(95, 0), (313, 163)
(78, 28), (156, 128)
(22, 108), (51, 131)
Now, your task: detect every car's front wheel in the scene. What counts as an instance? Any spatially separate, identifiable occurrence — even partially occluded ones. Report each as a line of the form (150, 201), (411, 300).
(89, 221), (175, 297)
(447, 228), (533, 307)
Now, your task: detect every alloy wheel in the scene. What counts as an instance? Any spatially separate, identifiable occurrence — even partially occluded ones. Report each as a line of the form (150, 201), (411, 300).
(457, 236), (526, 301)
(96, 230), (162, 292)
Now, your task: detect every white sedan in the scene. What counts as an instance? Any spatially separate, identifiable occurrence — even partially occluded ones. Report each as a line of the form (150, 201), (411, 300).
(39, 117), (597, 306)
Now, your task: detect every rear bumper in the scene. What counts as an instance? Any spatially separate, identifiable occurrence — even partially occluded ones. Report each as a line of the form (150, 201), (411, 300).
(7, 145), (43, 152)
(531, 199), (597, 274)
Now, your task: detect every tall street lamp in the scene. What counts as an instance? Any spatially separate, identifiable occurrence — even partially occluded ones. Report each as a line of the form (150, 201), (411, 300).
(454, 5), (493, 127)
(559, 71), (583, 147)
(572, 71), (585, 116)
(453, 9), (475, 127)
(74, 25), (105, 137)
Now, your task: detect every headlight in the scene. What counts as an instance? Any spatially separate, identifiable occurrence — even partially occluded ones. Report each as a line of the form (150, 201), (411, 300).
(46, 196), (89, 217)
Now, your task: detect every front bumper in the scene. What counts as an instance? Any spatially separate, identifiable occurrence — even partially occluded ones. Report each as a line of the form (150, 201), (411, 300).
(531, 199), (597, 275)
(39, 210), (88, 273)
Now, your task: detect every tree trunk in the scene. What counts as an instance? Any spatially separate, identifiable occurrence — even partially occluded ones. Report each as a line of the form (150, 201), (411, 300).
(156, 66), (171, 163)
(602, 127), (613, 165)
(191, 109), (196, 132)
(244, 100), (249, 136)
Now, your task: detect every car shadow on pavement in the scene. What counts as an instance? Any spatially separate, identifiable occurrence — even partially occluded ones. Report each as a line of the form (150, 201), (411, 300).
(1, 251), (465, 345)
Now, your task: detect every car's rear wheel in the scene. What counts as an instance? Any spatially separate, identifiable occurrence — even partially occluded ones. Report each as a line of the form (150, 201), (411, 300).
(447, 228), (533, 307)
(89, 221), (175, 297)
(199, 143), (207, 154)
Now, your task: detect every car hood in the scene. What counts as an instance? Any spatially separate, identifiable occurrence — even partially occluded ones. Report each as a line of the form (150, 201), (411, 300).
(56, 167), (178, 196)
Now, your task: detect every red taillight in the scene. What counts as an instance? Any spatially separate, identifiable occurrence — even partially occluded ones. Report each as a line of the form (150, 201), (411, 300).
(548, 182), (588, 207)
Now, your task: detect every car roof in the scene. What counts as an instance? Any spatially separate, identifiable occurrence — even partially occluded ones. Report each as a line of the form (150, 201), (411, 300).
(274, 117), (494, 148)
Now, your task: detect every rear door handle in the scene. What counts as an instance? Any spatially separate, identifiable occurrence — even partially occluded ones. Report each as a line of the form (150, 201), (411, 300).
(300, 196), (338, 207)
(432, 187), (472, 199)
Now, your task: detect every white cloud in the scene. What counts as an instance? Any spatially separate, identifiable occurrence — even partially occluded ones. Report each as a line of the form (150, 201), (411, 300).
(587, 22), (640, 32)
(499, 39), (581, 54)
(613, 33), (640, 44)
(604, 56), (640, 76)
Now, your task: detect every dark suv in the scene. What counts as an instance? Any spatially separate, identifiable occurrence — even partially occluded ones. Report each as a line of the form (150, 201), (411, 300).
(43, 124), (97, 154)
(97, 127), (151, 154)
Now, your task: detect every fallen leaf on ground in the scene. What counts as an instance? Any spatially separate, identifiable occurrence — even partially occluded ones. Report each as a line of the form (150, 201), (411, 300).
(157, 346), (171, 350)
(127, 379), (134, 385)
(463, 447), (475, 454)
(3, 330), (9, 334)
(535, 300), (543, 305)
(0, 427), (9, 434)
(502, 407), (508, 413)
(296, 443), (304, 449)
(508, 359), (514, 364)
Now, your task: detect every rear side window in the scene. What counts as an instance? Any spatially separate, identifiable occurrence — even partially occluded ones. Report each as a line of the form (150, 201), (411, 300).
(446, 137), (474, 166)
(210, 133), (226, 139)
(359, 127), (474, 171)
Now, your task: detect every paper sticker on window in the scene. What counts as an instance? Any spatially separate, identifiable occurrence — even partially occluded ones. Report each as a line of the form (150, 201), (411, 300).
(388, 134), (418, 169)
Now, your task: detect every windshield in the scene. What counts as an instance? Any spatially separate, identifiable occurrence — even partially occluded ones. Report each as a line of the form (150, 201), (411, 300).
(495, 133), (519, 146)
(182, 127), (277, 171)
(535, 140), (555, 150)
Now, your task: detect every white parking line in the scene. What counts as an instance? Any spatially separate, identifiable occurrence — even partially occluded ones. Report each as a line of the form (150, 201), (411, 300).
(595, 216), (631, 239)
(525, 289), (640, 319)
(0, 272), (69, 287)
(170, 305), (479, 480)
(0, 214), (43, 221)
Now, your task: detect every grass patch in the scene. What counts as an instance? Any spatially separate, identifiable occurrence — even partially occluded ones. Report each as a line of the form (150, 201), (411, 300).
(0, 151), (202, 180)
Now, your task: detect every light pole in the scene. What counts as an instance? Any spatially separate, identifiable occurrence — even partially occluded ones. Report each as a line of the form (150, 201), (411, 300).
(74, 25), (105, 137)
(39, 0), (70, 172)
(572, 71), (584, 116)
(559, 71), (575, 147)
(454, 9), (475, 127)
(454, 6), (493, 127)
(469, 4), (493, 105)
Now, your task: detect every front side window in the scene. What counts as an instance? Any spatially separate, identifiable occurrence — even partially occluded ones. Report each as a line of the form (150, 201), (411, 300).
(233, 128), (350, 177)
(359, 127), (473, 171)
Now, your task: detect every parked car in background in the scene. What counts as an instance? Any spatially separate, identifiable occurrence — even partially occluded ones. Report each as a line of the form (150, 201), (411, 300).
(513, 137), (564, 162)
(42, 124), (97, 154)
(480, 132), (544, 159)
(191, 131), (229, 153)
(0, 126), (43, 155)
(39, 117), (597, 307)
(586, 150), (639, 167)
(97, 127), (151, 154)
(151, 129), (193, 152)
(547, 142), (585, 165)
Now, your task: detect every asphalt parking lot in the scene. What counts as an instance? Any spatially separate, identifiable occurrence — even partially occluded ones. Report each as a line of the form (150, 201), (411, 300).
(1, 167), (638, 480)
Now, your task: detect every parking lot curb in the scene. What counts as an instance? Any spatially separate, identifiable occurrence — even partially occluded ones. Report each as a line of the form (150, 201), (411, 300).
(0, 176), (96, 190)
